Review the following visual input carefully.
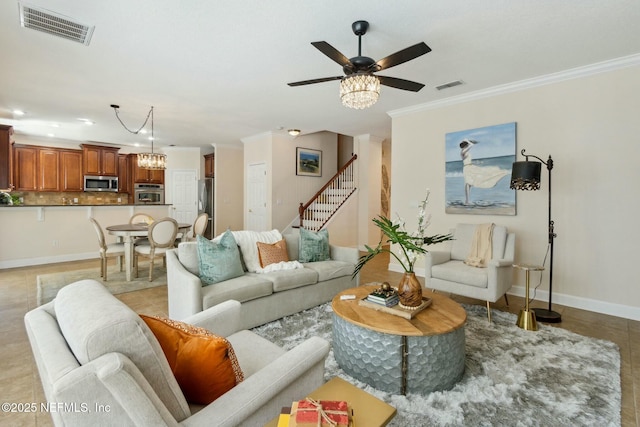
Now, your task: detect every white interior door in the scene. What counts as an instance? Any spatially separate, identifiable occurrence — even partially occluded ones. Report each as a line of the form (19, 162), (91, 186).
(247, 162), (267, 231)
(170, 169), (198, 225)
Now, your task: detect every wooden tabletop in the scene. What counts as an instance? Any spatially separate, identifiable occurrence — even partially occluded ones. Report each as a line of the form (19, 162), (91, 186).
(332, 284), (466, 337)
(106, 222), (191, 232)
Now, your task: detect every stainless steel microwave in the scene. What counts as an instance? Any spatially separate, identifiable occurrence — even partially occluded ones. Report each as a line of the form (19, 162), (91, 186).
(84, 175), (118, 192)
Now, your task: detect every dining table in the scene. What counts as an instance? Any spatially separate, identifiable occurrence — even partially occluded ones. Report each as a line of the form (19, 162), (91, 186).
(106, 222), (192, 281)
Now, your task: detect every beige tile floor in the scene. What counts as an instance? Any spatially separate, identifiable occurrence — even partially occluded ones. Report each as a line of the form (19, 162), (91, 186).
(1, 255), (638, 426)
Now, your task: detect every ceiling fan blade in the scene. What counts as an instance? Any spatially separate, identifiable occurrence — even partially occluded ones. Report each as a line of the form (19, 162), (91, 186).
(311, 41), (353, 69)
(375, 42), (432, 71)
(377, 75), (425, 92)
(288, 76), (343, 87)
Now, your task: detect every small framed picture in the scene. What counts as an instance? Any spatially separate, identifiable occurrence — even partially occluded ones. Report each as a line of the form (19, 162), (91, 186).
(296, 147), (322, 177)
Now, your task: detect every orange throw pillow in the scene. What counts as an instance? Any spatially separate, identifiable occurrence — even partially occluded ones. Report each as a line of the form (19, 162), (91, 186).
(141, 315), (244, 405)
(257, 239), (289, 268)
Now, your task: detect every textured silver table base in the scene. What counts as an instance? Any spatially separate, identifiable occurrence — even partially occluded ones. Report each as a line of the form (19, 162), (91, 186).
(332, 313), (465, 394)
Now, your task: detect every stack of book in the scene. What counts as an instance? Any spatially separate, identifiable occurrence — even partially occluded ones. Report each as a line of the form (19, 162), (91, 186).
(366, 289), (399, 307)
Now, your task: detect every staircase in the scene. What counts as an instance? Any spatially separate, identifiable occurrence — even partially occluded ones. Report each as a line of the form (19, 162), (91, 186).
(298, 154), (357, 231)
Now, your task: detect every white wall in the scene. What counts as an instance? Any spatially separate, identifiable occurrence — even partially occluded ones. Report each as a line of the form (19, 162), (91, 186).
(389, 64), (640, 319)
(272, 131), (338, 231)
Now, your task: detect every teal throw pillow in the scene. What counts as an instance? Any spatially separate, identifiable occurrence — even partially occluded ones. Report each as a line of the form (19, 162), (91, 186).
(299, 228), (330, 263)
(197, 232), (244, 286)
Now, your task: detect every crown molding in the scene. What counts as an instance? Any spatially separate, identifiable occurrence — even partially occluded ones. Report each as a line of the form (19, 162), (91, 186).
(388, 53), (640, 118)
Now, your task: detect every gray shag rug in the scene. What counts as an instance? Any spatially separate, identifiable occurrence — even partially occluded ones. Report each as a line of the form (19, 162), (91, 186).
(252, 302), (621, 427)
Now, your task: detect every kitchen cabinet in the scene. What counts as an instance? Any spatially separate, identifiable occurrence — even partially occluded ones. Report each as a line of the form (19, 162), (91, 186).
(13, 145), (62, 191)
(0, 125), (14, 190)
(118, 154), (131, 194)
(60, 150), (84, 192)
(129, 154), (164, 184)
(13, 145), (38, 191)
(81, 144), (119, 176)
(38, 148), (60, 191)
(204, 153), (215, 177)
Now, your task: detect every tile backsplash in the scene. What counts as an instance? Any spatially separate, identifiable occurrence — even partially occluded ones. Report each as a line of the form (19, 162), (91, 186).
(15, 191), (130, 205)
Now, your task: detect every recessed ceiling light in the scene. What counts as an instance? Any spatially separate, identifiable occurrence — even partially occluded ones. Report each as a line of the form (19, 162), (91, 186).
(134, 143), (140, 147)
(77, 118), (94, 125)
(51, 123), (60, 128)
(139, 129), (148, 134)
(288, 129), (301, 136)
(13, 109), (25, 116)
(47, 133), (55, 137)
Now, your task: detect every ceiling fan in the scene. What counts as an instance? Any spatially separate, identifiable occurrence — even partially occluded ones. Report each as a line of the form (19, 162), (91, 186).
(287, 20), (431, 109)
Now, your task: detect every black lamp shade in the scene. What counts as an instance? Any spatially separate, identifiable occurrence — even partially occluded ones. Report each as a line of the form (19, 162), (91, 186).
(510, 161), (541, 191)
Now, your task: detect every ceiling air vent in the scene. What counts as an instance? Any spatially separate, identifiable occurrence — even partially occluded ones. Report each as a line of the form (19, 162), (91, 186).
(436, 80), (464, 91)
(19, 2), (94, 46)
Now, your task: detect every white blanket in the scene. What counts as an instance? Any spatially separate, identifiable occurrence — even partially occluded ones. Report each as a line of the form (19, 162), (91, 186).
(464, 223), (494, 268)
(256, 260), (304, 274)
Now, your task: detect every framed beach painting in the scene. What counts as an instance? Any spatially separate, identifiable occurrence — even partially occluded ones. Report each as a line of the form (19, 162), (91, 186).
(445, 122), (516, 215)
(296, 147), (322, 177)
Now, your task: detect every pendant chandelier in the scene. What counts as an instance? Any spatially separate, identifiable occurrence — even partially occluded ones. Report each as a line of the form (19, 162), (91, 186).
(110, 104), (166, 170)
(339, 73), (381, 109)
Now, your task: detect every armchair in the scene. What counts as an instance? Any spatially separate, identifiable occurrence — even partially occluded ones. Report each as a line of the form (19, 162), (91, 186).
(24, 280), (329, 427)
(425, 223), (515, 321)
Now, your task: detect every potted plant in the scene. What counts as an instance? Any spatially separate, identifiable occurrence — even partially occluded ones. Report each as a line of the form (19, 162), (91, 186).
(353, 190), (453, 308)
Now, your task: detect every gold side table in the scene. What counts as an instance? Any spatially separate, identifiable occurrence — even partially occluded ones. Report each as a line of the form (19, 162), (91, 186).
(514, 263), (545, 331)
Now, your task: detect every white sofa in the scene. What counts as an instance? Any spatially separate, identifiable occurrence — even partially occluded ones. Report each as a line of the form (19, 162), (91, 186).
(24, 280), (330, 427)
(167, 231), (359, 329)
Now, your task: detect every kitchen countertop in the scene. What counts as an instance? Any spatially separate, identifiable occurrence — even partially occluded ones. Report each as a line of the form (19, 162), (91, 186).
(0, 204), (173, 207)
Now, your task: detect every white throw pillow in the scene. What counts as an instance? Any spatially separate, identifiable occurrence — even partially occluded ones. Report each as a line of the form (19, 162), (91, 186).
(212, 229), (283, 273)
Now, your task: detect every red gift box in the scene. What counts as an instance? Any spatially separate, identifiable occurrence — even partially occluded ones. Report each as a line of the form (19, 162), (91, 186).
(291, 398), (350, 427)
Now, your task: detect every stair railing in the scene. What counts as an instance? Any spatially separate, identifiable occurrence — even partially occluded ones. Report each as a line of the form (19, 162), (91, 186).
(299, 154), (357, 231)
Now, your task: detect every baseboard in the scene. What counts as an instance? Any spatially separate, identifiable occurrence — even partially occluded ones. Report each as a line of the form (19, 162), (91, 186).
(0, 252), (97, 269)
(391, 264), (640, 322)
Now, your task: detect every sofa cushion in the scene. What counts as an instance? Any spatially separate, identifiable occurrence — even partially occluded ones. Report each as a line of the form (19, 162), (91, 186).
(257, 239), (289, 268)
(197, 232), (244, 286)
(141, 315), (244, 405)
(303, 260), (354, 282)
(54, 280), (190, 421)
(432, 260), (488, 288)
(250, 267), (318, 292)
(202, 274), (274, 310)
(227, 229), (283, 273)
(299, 228), (330, 262)
(450, 224), (509, 261)
(178, 241), (199, 275)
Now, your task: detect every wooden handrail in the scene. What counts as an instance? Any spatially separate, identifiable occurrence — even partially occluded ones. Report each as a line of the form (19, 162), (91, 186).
(299, 154), (357, 229)
(299, 154), (357, 214)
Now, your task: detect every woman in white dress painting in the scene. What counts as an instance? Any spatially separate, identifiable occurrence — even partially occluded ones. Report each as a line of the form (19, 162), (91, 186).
(459, 139), (510, 205)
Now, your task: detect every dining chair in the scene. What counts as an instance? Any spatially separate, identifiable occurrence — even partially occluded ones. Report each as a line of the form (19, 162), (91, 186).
(129, 213), (154, 245)
(134, 217), (178, 281)
(89, 217), (125, 281)
(129, 213), (154, 224)
(176, 212), (209, 243)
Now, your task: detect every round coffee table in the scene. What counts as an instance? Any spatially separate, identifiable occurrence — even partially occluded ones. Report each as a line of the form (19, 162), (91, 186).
(331, 284), (466, 395)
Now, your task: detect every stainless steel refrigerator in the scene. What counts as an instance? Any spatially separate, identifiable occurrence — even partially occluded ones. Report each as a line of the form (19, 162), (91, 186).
(198, 178), (214, 239)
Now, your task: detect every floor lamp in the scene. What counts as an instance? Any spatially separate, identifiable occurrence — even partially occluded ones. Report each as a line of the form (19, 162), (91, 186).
(510, 149), (562, 323)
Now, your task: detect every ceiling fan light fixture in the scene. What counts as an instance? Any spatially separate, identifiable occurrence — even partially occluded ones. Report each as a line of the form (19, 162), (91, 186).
(340, 74), (380, 109)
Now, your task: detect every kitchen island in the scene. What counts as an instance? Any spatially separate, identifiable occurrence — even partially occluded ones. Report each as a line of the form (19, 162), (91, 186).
(0, 204), (174, 268)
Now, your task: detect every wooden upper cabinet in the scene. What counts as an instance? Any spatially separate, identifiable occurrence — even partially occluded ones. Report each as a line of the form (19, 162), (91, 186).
(60, 150), (83, 192)
(81, 144), (119, 176)
(0, 125), (14, 190)
(130, 153), (164, 184)
(38, 149), (60, 191)
(118, 154), (131, 194)
(13, 145), (38, 191)
(204, 153), (215, 178)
